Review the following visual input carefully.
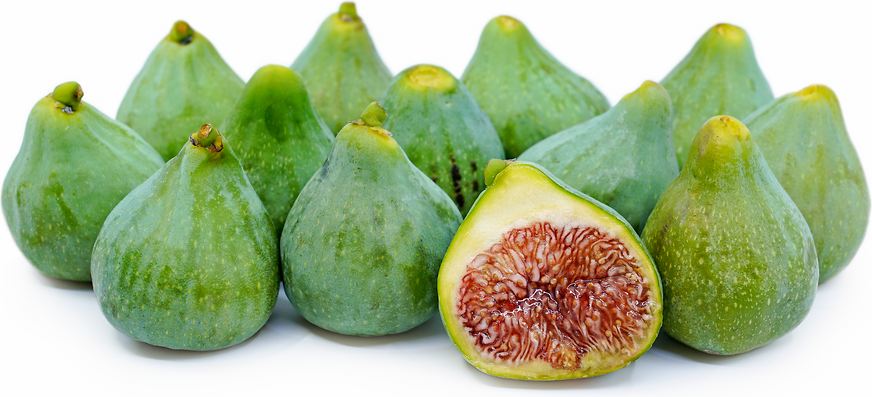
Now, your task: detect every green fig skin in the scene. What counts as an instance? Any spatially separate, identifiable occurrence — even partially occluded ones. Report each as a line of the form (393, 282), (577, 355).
(744, 85), (870, 283)
(462, 16), (609, 158)
(118, 21), (244, 160)
(641, 116), (818, 355)
(519, 80), (678, 232)
(380, 64), (505, 216)
(281, 103), (462, 336)
(2, 84), (163, 281)
(662, 23), (773, 169)
(221, 65), (334, 234)
(291, 2), (392, 133)
(91, 125), (279, 350)
(438, 160), (663, 380)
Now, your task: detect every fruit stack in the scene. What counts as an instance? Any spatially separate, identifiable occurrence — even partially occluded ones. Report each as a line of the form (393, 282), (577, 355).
(2, 2), (868, 381)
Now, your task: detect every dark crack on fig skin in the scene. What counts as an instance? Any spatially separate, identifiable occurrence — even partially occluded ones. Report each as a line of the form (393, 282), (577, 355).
(458, 222), (656, 370)
(449, 153), (464, 209)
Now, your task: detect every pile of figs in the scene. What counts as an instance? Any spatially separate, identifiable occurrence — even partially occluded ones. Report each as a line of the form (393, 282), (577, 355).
(3, 2), (868, 381)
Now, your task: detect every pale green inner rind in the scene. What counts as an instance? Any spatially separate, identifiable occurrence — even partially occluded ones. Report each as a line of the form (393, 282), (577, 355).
(438, 163), (662, 380)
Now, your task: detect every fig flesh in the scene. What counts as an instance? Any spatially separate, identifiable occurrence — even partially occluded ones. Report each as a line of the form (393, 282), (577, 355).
(438, 160), (662, 380)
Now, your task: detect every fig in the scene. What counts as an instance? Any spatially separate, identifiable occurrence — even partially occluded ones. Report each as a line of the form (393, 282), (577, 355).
(462, 16), (609, 158)
(519, 81), (678, 232)
(2, 82), (163, 281)
(220, 65), (334, 233)
(117, 21), (244, 160)
(380, 64), (505, 216)
(292, 2), (392, 133)
(281, 102), (462, 336)
(91, 124), (279, 350)
(661, 23), (773, 169)
(641, 116), (818, 355)
(744, 85), (869, 282)
(438, 160), (663, 380)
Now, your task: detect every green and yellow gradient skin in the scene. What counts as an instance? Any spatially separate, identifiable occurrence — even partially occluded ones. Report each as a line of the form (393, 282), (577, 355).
(281, 103), (462, 336)
(221, 65), (334, 234)
(438, 160), (662, 380)
(662, 23), (773, 169)
(91, 125), (279, 350)
(745, 85), (869, 283)
(118, 21), (244, 160)
(462, 16), (610, 158)
(381, 64), (505, 216)
(292, 2), (392, 133)
(642, 116), (818, 355)
(519, 81), (678, 232)
(2, 82), (163, 281)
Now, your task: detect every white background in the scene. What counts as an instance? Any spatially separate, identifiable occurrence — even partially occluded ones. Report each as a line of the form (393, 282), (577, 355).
(1, 0), (870, 395)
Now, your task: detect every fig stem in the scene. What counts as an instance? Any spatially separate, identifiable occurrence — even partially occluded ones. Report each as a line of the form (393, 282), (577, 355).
(360, 102), (386, 128)
(52, 82), (83, 112)
(189, 123), (224, 152)
(170, 20), (194, 44)
(484, 159), (512, 187)
(339, 2), (358, 20)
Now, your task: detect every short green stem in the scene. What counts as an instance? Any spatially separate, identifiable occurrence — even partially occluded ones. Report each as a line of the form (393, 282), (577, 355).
(360, 102), (386, 127)
(339, 2), (358, 20)
(484, 159), (513, 187)
(170, 20), (194, 44)
(52, 82), (83, 112)
(189, 124), (224, 152)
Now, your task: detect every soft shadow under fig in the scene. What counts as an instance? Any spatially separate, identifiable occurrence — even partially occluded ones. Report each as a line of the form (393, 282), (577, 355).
(291, 314), (447, 348)
(465, 357), (636, 389)
(35, 273), (92, 291)
(117, 327), (260, 361)
(650, 332), (785, 365)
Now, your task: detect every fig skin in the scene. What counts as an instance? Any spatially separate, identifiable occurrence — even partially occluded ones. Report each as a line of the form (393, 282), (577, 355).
(117, 21), (244, 160)
(661, 23), (773, 169)
(744, 85), (869, 283)
(91, 125), (279, 351)
(438, 160), (663, 380)
(642, 116), (818, 355)
(462, 16), (609, 158)
(282, 103), (462, 336)
(380, 64), (504, 216)
(2, 82), (163, 281)
(519, 81), (678, 232)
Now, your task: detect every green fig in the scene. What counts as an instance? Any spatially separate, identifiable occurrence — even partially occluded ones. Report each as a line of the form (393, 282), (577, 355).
(220, 65), (334, 233)
(462, 15), (609, 158)
(744, 85), (869, 283)
(662, 23), (773, 169)
(380, 64), (504, 215)
(91, 124), (279, 350)
(641, 116), (818, 355)
(118, 20), (244, 160)
(519, 81), (678, 232)
(292, 2), (392, 133)
(282, 102), (462, 336)
(2, 82), (163, 281)
(438, 159), (663, 380)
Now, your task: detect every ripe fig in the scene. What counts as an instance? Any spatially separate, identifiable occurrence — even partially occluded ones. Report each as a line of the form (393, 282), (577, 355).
(438, 160), (663, 380)
(2, 82), (163, 281)
(641, 116), (818, 355)
(745, 85), (869, 282)
(91, 124), (279, 350)
(117, 20), (244, 160)
(462, 15), (609, 158)
(519, 81), (678, 232)
(282, 102), (462, 336)
(662, 23), (773, 169)
(292, 2), (392, 133)
(380, 64), (504, 216)
(221, 65), (334, 233)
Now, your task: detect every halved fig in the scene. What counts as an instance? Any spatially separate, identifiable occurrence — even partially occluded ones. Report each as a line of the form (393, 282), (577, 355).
(437, 160), (663, 380)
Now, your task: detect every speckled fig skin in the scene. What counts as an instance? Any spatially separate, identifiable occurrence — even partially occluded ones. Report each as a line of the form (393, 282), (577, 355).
(292, 2), (392, 133)
(519, 81), (678, 232)
(744, 85), (869, 283)
(641, 116), (818, 355)
(662, 23), (773, 169)
(221, 65), (334, 234)
(2, 82), (163, 281)
(117, 21), (244, 160)
(91, 125), (279, 351)
(380, 64), (504, 216)
(462, 15), (609, 158)
(281, 103), (462, 336)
